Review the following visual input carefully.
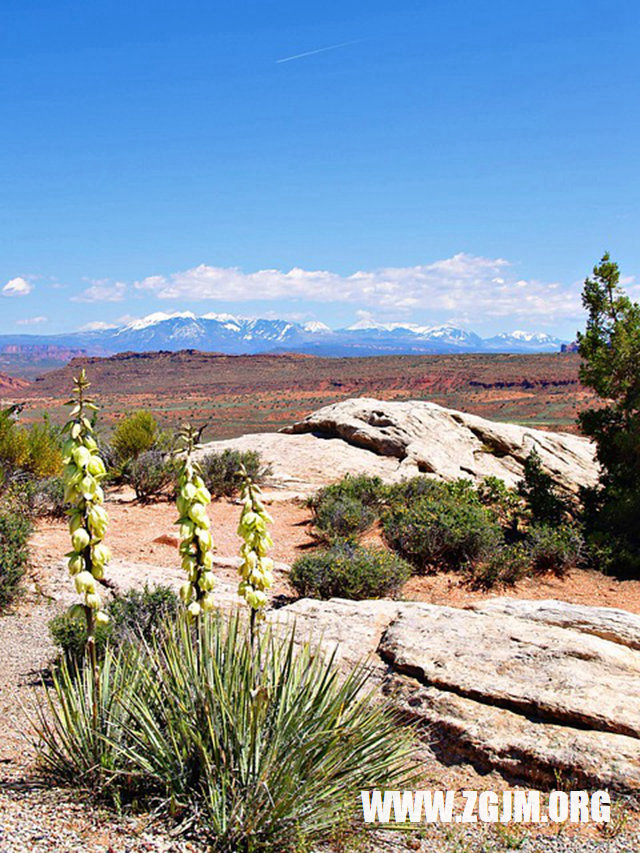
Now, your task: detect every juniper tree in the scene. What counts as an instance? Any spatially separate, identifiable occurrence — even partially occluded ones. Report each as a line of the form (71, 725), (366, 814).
(577, 252), (640, 575)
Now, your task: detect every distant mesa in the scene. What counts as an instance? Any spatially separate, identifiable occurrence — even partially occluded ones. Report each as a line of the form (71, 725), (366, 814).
(0, 371), (30, 393)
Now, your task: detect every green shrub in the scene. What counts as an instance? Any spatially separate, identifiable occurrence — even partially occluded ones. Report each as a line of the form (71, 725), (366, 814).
(107, 583), (180, 644)
(0, 410), (61, 479)
(49, 584), (180, 665)
(290, 543), (411, 600)
(48, 610), (111, 666)
(470, 543), (530, 589)
(199, 449), (269, 498)
(526, 523), (584, 575)
(0, 409), (29, 473)
(308, 474), (386, 541)
(311, 474), (387, 509)
(387, 475), (483, 507)
(312, 494), (378, 541)
(382, 480), (501, 572)
(24, 419), (63, 477)
(111, 410), (158, 465)
(0, 474), (68, 520)
(0, 513), (32, 612)
(477, 475), (527, 539)
(125, 450), (175, 501)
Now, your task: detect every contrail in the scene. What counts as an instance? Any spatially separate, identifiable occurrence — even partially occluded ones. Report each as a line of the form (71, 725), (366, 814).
(276, 40), (359, 64)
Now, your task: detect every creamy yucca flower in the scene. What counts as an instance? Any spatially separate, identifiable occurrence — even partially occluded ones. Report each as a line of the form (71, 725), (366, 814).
(237, 465), (274, 621)
(174, 423), (215, 618)
(62, 368), (111, 625)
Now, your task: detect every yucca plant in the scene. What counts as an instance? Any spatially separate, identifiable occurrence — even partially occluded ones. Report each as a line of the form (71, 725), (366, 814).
(116, 611), (416, 851)
(60, 368), (112, 729)
(31, 644), (143, 797)
(173, 423), (216, 619)
(237, 464), (274, 637)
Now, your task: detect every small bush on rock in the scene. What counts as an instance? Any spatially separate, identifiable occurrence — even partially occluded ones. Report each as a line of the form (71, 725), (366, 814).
(199, 448), (269, 498)
(290, 542), (411, 600)
(125, 450), (175, 501)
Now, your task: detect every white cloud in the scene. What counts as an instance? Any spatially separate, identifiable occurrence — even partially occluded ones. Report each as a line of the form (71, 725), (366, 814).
(133, 253), (583, 322)
(77, 320), (119, 331)
(3, 276), (34, 297)
(72, 280), (127, 303)
(16, 315), (47, 325)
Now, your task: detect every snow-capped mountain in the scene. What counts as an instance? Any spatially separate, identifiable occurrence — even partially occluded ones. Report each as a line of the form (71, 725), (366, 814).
(483, 331), (565, 352)
(0, 313), (569, 358)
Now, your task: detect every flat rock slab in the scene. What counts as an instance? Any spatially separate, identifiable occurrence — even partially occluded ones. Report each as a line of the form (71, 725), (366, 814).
(379, 605), (640, 739)
(275, 597), (640, 793)
(284, 397), (598, 494)
(269, 597), (404, 673)
(471, 597), (640, 651)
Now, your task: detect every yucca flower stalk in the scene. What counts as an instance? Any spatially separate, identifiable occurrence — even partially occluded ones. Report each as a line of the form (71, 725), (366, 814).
(237, 464), (274, 639)
(174, 423), (215, 619)
(61, 368), (111, 725)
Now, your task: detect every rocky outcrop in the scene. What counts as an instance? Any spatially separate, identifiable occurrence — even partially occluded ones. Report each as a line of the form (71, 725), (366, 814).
(283, 397), (598, 494)
(194, 430), (409, 497)
(470, 597), (640, 651)
(271, 597), (640, 793)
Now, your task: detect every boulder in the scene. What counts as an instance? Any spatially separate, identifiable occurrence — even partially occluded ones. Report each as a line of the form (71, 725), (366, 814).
(273, 597), (640, 793)
(283, 397), (598, 494)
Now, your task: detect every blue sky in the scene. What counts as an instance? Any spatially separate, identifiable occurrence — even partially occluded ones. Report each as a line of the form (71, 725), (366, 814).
(2, 0), (639, 338)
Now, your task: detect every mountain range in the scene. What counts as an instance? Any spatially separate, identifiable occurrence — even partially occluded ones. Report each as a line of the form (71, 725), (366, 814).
(1, 311), (568, 360)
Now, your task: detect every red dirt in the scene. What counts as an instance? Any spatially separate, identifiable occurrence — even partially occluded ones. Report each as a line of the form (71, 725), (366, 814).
(30, 488), (640, 615)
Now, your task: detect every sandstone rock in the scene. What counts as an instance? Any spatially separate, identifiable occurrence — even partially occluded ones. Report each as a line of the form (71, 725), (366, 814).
(470, 597), (640, 651)
(273, 597), (640, 792)
(378, 604), (640, 739)
(283, 397), (598, 494)
(269, 596), (403, 674)
(194, 430), (408, 494)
